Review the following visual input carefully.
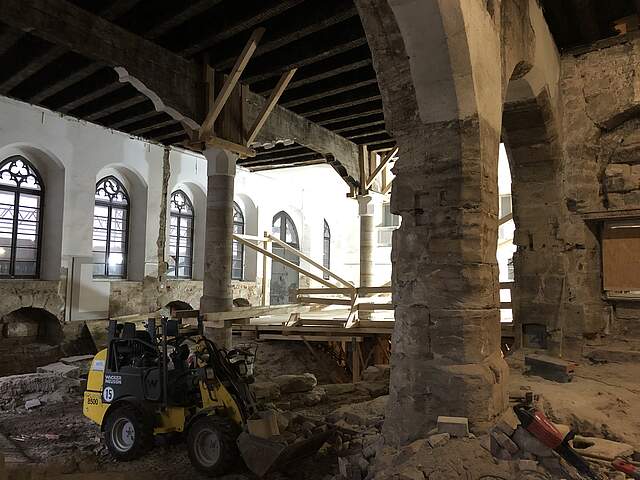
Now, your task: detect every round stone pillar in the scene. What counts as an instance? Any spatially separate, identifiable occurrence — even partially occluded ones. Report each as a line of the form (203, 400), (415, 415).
(358, 195), (376, 320)
(200, 148), (237, 349)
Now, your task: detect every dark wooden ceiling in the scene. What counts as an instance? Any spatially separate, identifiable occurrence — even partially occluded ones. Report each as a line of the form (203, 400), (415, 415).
(539, 0), (637, 51)
(0, 0), (393, 171)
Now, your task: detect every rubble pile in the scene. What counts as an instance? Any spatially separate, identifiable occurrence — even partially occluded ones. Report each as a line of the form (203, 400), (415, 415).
(251, 367), (390, 412)
(0, 372), (82, 411)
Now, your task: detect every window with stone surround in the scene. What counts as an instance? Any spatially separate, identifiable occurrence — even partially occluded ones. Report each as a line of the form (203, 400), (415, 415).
(92, 176), (129, 279)
(168, 190), (194, 279)
(232, 202), (245, 280)
(0, 156), (44, 278)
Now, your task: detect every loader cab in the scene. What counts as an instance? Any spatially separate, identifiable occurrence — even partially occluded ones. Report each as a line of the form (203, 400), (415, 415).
(103, 321), (162, 404)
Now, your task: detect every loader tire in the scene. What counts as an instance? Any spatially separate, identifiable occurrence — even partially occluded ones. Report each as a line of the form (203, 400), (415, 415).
(104, 404), (152, 461)
(187, 415), (240, 476)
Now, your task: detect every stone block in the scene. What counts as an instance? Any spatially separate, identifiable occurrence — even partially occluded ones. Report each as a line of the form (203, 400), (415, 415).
(491, 430), (519, 455)
(571, 436), (634, 460)
(518, 459), (538, 471)
(273, 373), (317, 393)
(495, 408), (520, 436)
(24, 398), (41, 409)
(250, 382), (281, 401)
(437, 416), (469, 437)
(36, 362), (80, 379)
(323, 383), (356, 396)
(428, 432), (450, 448)
(59, 355), (95, 376)
(524, 354), (574, 383)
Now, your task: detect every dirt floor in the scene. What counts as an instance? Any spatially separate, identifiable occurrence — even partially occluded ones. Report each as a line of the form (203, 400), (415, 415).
(1, 343), (639, 479)
(506, 350), (640, 450)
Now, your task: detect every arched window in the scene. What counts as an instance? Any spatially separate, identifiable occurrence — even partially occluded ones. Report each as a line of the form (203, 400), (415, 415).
(232, 202), (244, 280)
(93, 176), (129, 278)
(271, 211), (300, 305)
(323, 220), (331, 280)
(168, 190), (194, 279)
(0, 156), (44, 278)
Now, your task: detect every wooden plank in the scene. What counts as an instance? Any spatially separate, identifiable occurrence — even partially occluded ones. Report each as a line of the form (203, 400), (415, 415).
(499, 282), (514, 289)
(299, 319), (347, 327)
(199, 27), (265, 140)
(500, 302), (512, 309)
(357, 320), (395, 329)
(231, 324), (393, 335)
(358, 286), (392, 295)
(268, 234), (355, 288)
(382, 177), (393, 195)
(174, 309), (199, 319)
(203, 304), (312, 322)
(246, 68), (297, 145)
(366, 146), (398, 189)
(258, 334), (364, 342)
(297, 287), (353, 295)
(357, 303), (394, 311)
(234, 233), (269, 243)
(205, 136), (256, 157)
(261, 230), (270, 306)
(235, 234), (337, 288)
(297, 296), (353, 306)
(498, 212), (513, 226)
(581, 209), (640, 221)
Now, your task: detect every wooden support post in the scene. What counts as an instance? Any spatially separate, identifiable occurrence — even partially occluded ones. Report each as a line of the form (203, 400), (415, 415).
(366, 146), (398, 189)
(261, 231), (270, 306)
(358, 144), (368, 194)
(199, 28), (265, 140)
(352, 337), (361, 383)
(382, 177), (394, 195)
(246, 68), (297, 146)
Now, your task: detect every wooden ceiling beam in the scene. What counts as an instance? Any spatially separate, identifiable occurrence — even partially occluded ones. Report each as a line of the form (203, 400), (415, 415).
(292, 84), (382, 117)
(84, 92), (148, 121)
(97, 100), (155, 128)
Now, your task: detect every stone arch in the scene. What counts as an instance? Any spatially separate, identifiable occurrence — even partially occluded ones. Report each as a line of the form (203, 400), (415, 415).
(0, 143), (65, 280)
(164, 300), (193, 317)
(95, 164), (148, 281)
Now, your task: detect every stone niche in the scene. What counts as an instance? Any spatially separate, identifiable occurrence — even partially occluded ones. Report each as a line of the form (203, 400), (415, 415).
(0, 307), (64, 375)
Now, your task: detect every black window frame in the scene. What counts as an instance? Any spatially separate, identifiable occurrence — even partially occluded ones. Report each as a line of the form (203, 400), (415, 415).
(168, 189), (194, 279)
(0, 156), (44, 279)
(232, 202), (245, 280)
(92, 175), (130, 279)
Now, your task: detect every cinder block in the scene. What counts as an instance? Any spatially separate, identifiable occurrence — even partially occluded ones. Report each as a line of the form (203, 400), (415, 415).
(437, 416), (469, 437)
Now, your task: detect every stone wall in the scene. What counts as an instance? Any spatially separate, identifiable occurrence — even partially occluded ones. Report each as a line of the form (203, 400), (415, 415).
(108, 278), (261, 317)
(558, 37), (640, 343)
(0, 279), (66, 322)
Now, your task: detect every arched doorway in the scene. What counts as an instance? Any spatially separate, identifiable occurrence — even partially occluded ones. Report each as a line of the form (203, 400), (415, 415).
(270, 211), (299, 305)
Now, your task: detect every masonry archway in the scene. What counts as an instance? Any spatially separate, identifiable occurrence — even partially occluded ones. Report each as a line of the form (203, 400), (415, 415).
(0, 307), (63, 375)
(355, 0), (561, 445)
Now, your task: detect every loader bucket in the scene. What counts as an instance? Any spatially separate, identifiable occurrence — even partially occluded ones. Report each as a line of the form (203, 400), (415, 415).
(237, 429), (334, 477)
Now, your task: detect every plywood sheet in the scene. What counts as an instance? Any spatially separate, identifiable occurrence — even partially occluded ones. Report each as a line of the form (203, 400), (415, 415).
(602, 222), (640, 291)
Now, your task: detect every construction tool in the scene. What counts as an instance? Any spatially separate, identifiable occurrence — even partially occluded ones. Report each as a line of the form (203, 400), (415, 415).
(513, 405), (601, 480)
(83, 317), (331, 477)
(612, 458), (640, 479)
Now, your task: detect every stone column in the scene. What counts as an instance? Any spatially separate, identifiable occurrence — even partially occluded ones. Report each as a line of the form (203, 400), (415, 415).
(200, 148), (237, 348)
(383, 119), (509, 445)
(358, 195), (376, 320)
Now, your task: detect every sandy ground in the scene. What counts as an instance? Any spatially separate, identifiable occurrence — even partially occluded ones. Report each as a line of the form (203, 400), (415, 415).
(506, 351), (640, 450)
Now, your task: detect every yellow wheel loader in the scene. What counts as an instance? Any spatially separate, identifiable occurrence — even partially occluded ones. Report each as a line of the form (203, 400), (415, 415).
(83, 318), (331, 477)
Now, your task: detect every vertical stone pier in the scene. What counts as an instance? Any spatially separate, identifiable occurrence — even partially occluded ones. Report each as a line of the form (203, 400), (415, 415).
(200, 148), (237, 349)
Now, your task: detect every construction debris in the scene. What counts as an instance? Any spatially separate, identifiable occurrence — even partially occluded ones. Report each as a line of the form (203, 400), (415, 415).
(436, 416), (469, 438)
